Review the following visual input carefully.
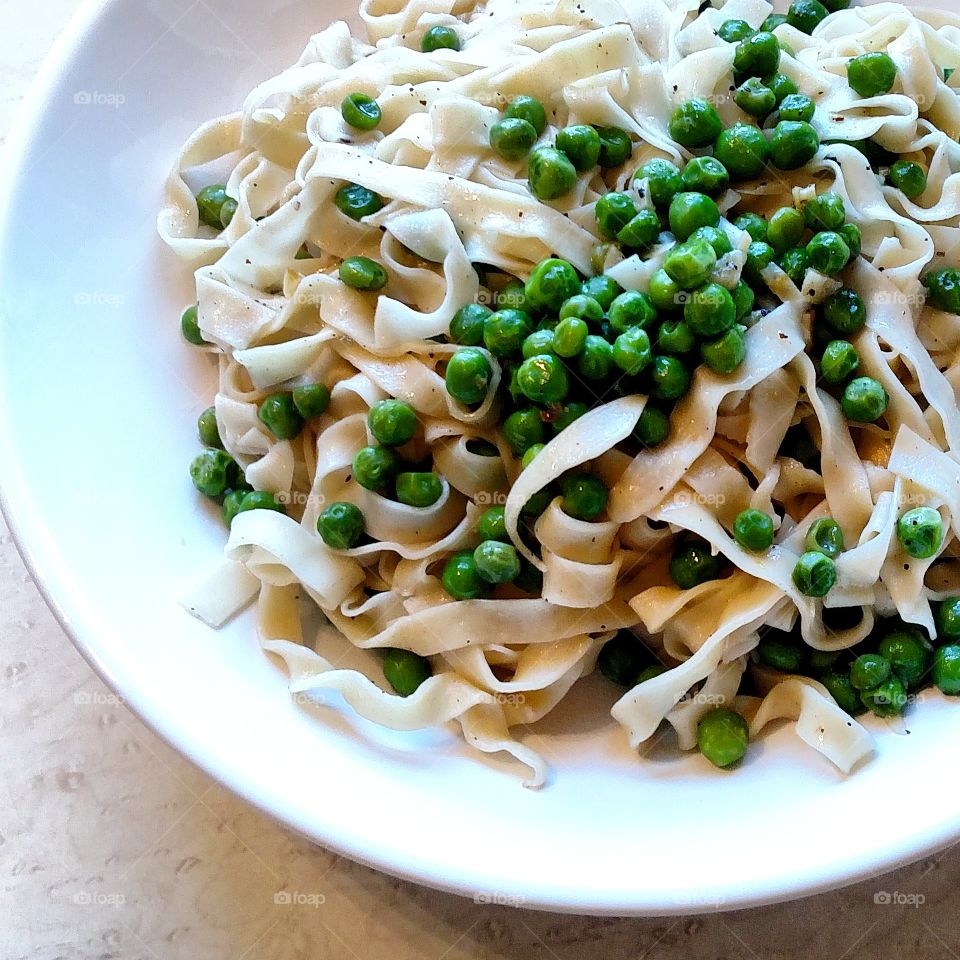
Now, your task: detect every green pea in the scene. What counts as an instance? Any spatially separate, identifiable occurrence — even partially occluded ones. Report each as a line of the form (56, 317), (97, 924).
(807, 231), (850, 276)
(445, 348), (492, 405)
(556, 124), (601, 172)
(633, 406), (671, 447)
(196, 184), (230, 229)
(525, 258), (581, 313)
(221, 489), (248, 527)
(551, 401), (588, 433)
(197, 406), (221, 448)
(341, 92), (381, 130)
(219, 197), (238, 228)
(637, 664), (668, 683)
(717, 19), (755, 42)
(664, 237), (717, 290)
(937, 599), (960, 642)
(860, 675), (907, 716)
(560, 472), (608, 521)
(766, 72), (799, 105)
(684, 283), (736, 337)
(383, 647), (432, 696)
(612, 326), (653, 375)
(804, 192), (846, 231)
(190, 448), (237, 498)
(618, 209), (662, 249)
(353, 445), (401, 493)
(779, 93), (815, 123)
(822, 0), (851, 10)
(393, 472), (441, 508)
(258, 393), (304, 440)
(839, 223), (862, 259)
(521, 444), (545, 470)
(668, 98), (724, 149)
(578, 335), (614, 379)
(648, 269), (685, 313)
(498, 278), (528, 312)
(701, 324), (747, 374)
(714, 123), (770, 180)
(821, 670), (864, 715)
(805, 517), (844, 558)
(760, 13), (788, 31)
(732, 213), (765, 243)
(735, 77), (777, 118)
(635, 158), (684, 207)
(597, 126), (633, 167)
(732, 280), (755, 320)
(819, 339), (860, 384)
(650, 354), (691, 399)
(442, 550), (491, 599)
(897, 506), (943, 559)
(888, 160), (927, 199)
(450, 303), (492, 345)
(181, 304), (208, 346)
(780, 246), (810, 286)
(668, 192), (720, 241)
(598, 631), (650, 687)
(697, 708), (749, 768)
(733, 508), (775, 551)
(339, 256), (388, 291)
(595, 191), (639, 240)
(609, 290), (657, 332)
(933, 644), (960, 694)
(669, 539), (721, 588)
(288, 385), (329, 424)
(521, 329), (555, 360)
(317, 502), (365, 549)
(879, 628), (932, 689)
(768, 207), (806, 253)
(490, 118), (538, 161)
(517, 353), (569, 402)
(847, 52), (897, 97)
(681, 156), (731, 196)
(236, 490), (285, 515)
(366, 399), (416, 447)
(842, 375), (887, 423)
(484, 309), (532, 357)
(787, 0), (829, 33)
(504, 95), (547, 135)
(924, 268), (960, 315)
(552, 316), (589, 357)
(581, 275), (623, 311)
(335, 183), (384, 221)
(503, 407), (544, 455)
(791, 550), (836, 597)
(421, 25), (460, 52)
(657, 318), (696, 355)
(473, 540), (520, 584)
(757, 630), (806, 671)
(690, 225), (733, 257)
(528, 146), (578, 201)
(745, 240), (776, 284)
(559, 294), (604, 326)
(769, 120), (820, 169)
(734, 31), (781, 79)
(477, 506), (507, 542)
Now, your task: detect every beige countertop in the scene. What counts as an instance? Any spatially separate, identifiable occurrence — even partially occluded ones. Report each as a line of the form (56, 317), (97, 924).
(3, 2), (960, 957)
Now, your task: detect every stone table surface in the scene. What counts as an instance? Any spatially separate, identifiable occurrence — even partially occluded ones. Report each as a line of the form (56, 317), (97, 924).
(2, 1), (960, 958)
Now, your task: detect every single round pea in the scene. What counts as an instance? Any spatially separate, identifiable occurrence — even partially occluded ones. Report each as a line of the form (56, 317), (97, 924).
(714, 123), (771, 181)
(697, 708), (749, 768)
(341, 92), (381, 130)
(734, 212), (768, 243)
(733, 31), (781, 79)
(528, 146), (578, 201)
(684, 283), (736, 337)
(517, 354), (569, 402)
(787, 0), (829, 33)
(668, 192), (720, 241)
(839, 223), (862, 259)
(657, 318), (696, 355)
(733, 509), (775, 551)
(395, 472), (443, 508)
(442, 550), (491, 599)
(490, 118), (538, 161)
(196, 184), (229, 229)
(744, 240), (776, 284)
(236, 490), (285, 515)
(581, 275), (623, 311)
(841, 376), (887, 422)
(767, 207), (806, 254)
(897, 506), (943, 560)
(637, 664), (668, 683)
(807, 231), (850, 276)
(190, 448), (236, 497)
(499, 278), (528, 312)
(221, 489), (248, 527)
(383, 648), (432, 697)
(559, 473), (608, 521)
(259, 393), (304, 440)
(761, 13), (788, 30)
(597, 126), (633, 167)
(181, 304), (207, 346)
(339, 256), (388, 291)
(578, 335), (614, 379)
(668, 98), (724, 149)
(819, 339), (860, 384)
(504, 95), (547, 135)
(777, 95), (815, 127)
(821, 671), (864, 715)
(525, 258), (581, 313)
(681, 156), (731, 197)
(609, 291), (657, 333)
(551, 401), (588, 433)
(484, 309), (532, 357)
(556, 124), (601, 172)
(822, 290), (866, 338)
(650, 354), (692, 400)
(633, 406), (671, 447)
(612, 326), (653, 375)
(618, 209), (662, 249)
(520, 443), (545, 470)
(421, 25), (460, 52)
(353, 445), (401, 493)
(335, 183), (384, 221)
(503, 407), (544, 455)
(598, 632), (649, 687)
(936, 599), (960, 647)
(477, 506), (507, 542)
(473, 540), (521, 584)
(933, 645), (960, 695)
(735, 77), (777, 118)
(290, 384), (329, 421)
(889, 160), (927, 200)
(670, 539), (721, 588)
(769, 120), (820, 169)
(717, 18), (755, 42)
(219, 197), (238, 228)
(450, 303), (492, 345)
(445, 348), (492, 405)
(690, 225), (733, 257)
(804, 192), (846, 232)
(847, 52), (897, 97)
(860, 676), (907, 716)
(792, 550), (837, 597)
(559, 294), (604, 327)
(664, 237), (718, 290)
(317, 502), (365, 549)
(197, 406), (221, 448)
(648, 269), (685, 313)
(732, 280), (755, 320)
(701, 324), (747, 374)
(779, 246), (810, 286)
(766, 73), (799, 105)
(552, 316), (589, 357)
(367, 399), (417, 447)
(805, 517), (844, 558)
(757, 631), (806, 671)
(924, 269), (960, 315)
(595, 191), (638, 240)
(879, 629), (932, 689)
(635, 158), (684, 207)
(522, 328), (556, 359)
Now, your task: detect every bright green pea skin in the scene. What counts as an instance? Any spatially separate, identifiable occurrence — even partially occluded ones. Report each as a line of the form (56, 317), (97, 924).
(595, 192), (639, 240)
(766, 73), (799, 105)
(670, 539), (721, 588)
(339, 256), (388, 291)
(618, 210), (662, 249)
(839, 223), (862, 259)
(520, 443), (545, 470)
(353, 445), (401, 493)
(368, 399), (418, 446)
(490, 118), (538, 161)
(757, 630), (806, 671)
(805, 517), (844, 558)
(807, 231), (851, 276)
(181, 304), (208, 346)
(236, 490), (285, 516)
(847, 52), (897, 98)
(768, 207), (806, 253)
(553, 316), (589, 357)
(517, 353), (569, 403)
(335, 183), (384, 221)
(581, 275), (623, 311)
(484, 309), (532, 357)
(421, 25), (460, 52)
(560, 472), (608, 521)
(690, 225), (733, 257)
(937, 598), (960, 642)
(822, 670), (865, 715)
(395, 472), (443, 507)
(668, 98), (724, 149)
(609, 291), (658, 334)
(779, 93), (816, 123)
(761, 13), (788, 31)
(473, 539), (521, 583)
(637, 664), (668, 683)
(578, 335), (614, 379)
(445, 348), (492, 406)
(734, 31), (781, 80)
(697, 707), (749, 768)
(819, 339), (860, 384)
(650, 354), (691, 399)
(780, 246), (810, 286)
(259, 393), (305, 440)
(648, 269), (685, 313)
(341, 92), (382, 130)
(733, 280), (755, 320)
(317, 501), (366, 549)
(442, 550), (491, 599)
(221, 489), (248, 527)
(792, 550), (837, 597)
(522, 328), (557, 359)
(933, 645), (960, 694)
(668, 192), (721, 241)
(842, 375), (888, 422)
(684, 282), (736, 337)
(559, 294), (605, 326)
(197, 407), (221, 448)
(525, 258), (581, 313)
(596, 126), (633, 168)
(787, 0), (829, 34)
(924, 269), (960, 315)
(897, 506), (943, 560)
(822, 288), (866, 335)
(528, 147), (578, 201)
(196, 184), (229, 229)
(735, 78), (777, 119)
(733, 509), (775, 551)
(744, 240), (776, 284)
(861, 676), (908, 717)
(889, 160), (927, 199)
(714, 123), (771, 181)
(383, 648), (432, 697)
(850, 650), (892, 689)
(681, 157), (731, 197)
(190, 448), (237, 498)
(657, 319), (696, 355)
(635, 158), (684, 208)
(805, 192), (846, 231)
(701, 324), (748, 374)
(612, 326), (653, 375)
(503, 407), (544, 455)
(450, 303), (492, 345)
(879, 629), (933, 689)
(735, 212), (768, 242)
(664, 237), (718, 290)
(717, 18), (755, 42)
(504, 95), (547, 135)
(769, 120), (820, 170)
(291, 384), (330, 420)
(633, 406), (671, 447)
(477, 506), (507, 542)
(556, 124), (602, 172)
(598, 631), (650, 686)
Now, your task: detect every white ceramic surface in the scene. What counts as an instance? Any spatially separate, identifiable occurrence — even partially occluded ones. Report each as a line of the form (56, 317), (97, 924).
(2, 0), (959, 917)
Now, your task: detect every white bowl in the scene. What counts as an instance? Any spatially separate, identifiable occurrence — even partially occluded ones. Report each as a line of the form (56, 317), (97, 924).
(2, 0), (959, 916)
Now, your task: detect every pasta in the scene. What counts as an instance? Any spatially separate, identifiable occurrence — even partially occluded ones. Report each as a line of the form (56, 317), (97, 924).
(160, 0), (960, 785)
